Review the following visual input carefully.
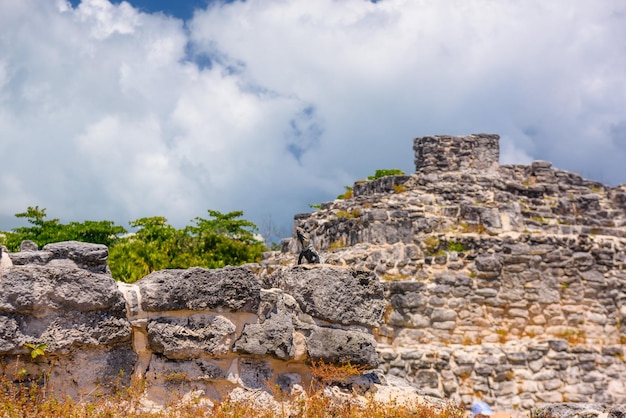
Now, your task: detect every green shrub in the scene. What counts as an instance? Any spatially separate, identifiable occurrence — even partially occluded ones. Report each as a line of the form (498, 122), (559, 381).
(367, 169), (405, 180)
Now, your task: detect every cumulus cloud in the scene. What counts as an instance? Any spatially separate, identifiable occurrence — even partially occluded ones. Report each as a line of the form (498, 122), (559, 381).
(0, 0), (624, 235)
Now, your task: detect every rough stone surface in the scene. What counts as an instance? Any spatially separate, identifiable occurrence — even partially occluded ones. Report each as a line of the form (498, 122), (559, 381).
(265, 266), (386, 327)
(9, 241), (109, 274)
(0, 265), (126, 314)
(19, 240), (38, 252)
(0, 254), (134, 397)
(414, 133), (500, 174)
(532, 403), (626, 417)
(138, 266), (261, 313)
(233, 315), (294, 359)
(147, 314), (236, 359)
(261, 133), (626, 417)
(307, 326), (380, 367)
(43, 241), (109, 273)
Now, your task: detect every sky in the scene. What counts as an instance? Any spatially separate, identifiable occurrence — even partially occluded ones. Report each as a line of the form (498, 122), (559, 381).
(0, 0), (625, 241)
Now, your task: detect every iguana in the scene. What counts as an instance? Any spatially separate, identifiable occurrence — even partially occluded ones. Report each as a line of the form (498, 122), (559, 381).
(296, 227), (321, 265)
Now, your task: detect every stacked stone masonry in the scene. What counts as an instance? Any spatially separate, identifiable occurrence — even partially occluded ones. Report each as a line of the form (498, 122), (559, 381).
(1, 242), (396, 410)
(265, 133), (626, 417)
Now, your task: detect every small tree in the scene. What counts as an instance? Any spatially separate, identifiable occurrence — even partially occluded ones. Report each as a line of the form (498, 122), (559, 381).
(3, 206), (126, 251)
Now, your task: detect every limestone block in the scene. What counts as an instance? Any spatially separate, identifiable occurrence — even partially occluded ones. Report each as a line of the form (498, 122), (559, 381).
(390, 292), (427, 310)
(147, 355), (226, 382)
(138, 266), (260, 313)
(19, 240), (38, 252)
(233, 314), (294, 360)
(8, 250), (53, 266)
(147, 314), (236, 360)
(0, 265), (125, 313)
(306, 326), (379, 367)
(43, 241), (109, 273)
(474, 256), (502, 272)
(239, 358), (273, 389)
(0, 264), (131, 355)
(431, 308), (457, 322)
(413, 369), (439, 388)
(266, 266), (385, 327)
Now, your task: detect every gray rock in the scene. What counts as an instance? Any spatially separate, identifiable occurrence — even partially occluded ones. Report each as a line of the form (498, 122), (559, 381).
(266, 266), (385, 327)
(0, 262), (132, 357)
(43, 241), (109, 273)
(306, 326), (379, 367)
(9, 250), (53, 266)
(0, 315), (23, 353)
(138, 266), (260, 313)
(475, 255), (503, 272)
(39, 311), (132, 351)
(19, 240), (38, 252)
(239, 358), (273, 389)
(531, 403), (623, 418)
(147, 314), (236, 359)
(233, 315), (294, 360)
(148, 355), (225, 382)
(0, 265), (126, 314)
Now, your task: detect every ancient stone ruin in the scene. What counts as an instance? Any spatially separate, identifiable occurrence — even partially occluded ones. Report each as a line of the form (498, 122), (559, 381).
(265, 133), (626, 417)
(1, 134), (625, 417)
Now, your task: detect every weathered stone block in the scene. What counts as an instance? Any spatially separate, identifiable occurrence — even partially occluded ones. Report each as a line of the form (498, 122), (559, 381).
(306, 326), (379, 367)
(414, 134), (500, 174)
(147, 314), (236, 360)
(40, 241), (109, 273)
(267, 266), (385, 327)
(138, 267), (260, 313)
(233, 315), (294, 360)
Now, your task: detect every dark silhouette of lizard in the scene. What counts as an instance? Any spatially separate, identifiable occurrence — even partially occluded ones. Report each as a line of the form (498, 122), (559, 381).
(296, 227), (320, 265)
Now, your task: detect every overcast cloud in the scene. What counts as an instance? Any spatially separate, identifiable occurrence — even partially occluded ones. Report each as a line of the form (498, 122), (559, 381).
(0, 0), (625, 238)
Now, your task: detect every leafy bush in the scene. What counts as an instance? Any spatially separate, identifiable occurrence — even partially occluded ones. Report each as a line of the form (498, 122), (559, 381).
(110, 211), (266, 283)
(367, 168), (405, 180)
(2, 207), (266, 283)
(2, 206), (126, 251)
(336, 186), (353, 200)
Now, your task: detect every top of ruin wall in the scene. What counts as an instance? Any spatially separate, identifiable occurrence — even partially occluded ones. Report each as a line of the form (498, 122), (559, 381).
(413, 133), (500, 174)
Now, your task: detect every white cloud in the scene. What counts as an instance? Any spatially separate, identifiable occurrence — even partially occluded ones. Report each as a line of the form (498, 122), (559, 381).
(0, 0), (624, 235)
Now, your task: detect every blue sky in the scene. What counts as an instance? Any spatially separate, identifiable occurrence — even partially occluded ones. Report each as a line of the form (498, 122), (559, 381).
(68, 0), (211, 21)
(0, 0), (625, 240)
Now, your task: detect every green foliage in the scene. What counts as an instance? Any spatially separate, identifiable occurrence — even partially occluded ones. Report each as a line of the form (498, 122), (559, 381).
(3, 207), (267, 284)
(334, 169), (406, 202)
(367, 168), (405, 180)
(23, 343), (47, 360)
(3, 206), (127, 251)
(335, 209), (361, 219)
(109, 210), (265, 283)
(446, 241), (465, 253)
(336, 186), (353, 200)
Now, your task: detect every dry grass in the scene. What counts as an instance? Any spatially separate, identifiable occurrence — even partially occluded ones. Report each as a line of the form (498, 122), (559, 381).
(0, 361), (465, 418)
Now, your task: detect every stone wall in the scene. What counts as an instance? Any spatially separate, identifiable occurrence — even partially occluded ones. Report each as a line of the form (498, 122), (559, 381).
(265, 133), (626, 417)
(0, 242), (399, 409)
(414, 133), (500, 174)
